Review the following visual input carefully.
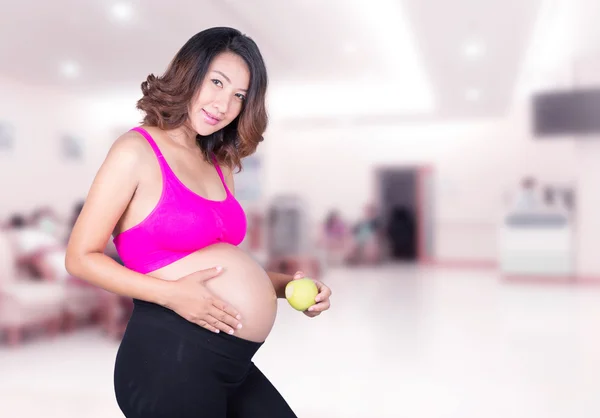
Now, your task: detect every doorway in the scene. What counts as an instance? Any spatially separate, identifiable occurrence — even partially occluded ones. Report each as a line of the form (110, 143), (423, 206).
(375, 166), (435, 263)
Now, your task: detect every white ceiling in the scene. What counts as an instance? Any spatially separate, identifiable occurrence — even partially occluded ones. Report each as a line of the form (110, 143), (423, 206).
(1, 0), (587, 122)
(401, 0), (542, 119)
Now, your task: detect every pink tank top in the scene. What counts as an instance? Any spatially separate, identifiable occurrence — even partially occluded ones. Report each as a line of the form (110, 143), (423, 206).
(113, 127), (247, 274)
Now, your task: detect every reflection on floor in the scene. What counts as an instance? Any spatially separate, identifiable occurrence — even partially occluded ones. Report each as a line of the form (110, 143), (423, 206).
(2, 264), (600, 417)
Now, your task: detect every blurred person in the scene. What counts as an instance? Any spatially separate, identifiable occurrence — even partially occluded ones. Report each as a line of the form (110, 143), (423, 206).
(541, 185), (572, 220)
(30, 205), (72, 242)
(512, 176), (540, 212)
(65, 27), (331, 418)
(7, 213), (26, 229)
(346, 203), (383, 265)
(68, 200), (85, 234)
(386, 206), (416, 260)
(4, 214), (35, 276)
(2, 212), (103, 334)
(323, 210), (347, 243)
(320, 209), (349, 264)
(6, 212), (68, 281)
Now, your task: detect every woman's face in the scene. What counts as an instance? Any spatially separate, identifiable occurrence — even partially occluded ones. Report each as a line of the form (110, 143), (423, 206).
(188, 52), (250, 136)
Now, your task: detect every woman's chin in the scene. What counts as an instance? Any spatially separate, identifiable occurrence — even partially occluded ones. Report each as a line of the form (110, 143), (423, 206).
(192, 121), (222, 137)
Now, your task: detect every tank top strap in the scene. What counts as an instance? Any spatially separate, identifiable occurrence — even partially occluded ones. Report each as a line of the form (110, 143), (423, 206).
(211, 154), (232, 195)
(131, 127), (164, 158)
(130, 127), (176, 181)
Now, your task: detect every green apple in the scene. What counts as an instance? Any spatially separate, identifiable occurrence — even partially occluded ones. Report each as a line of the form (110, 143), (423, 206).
(285, 278), (318, 311)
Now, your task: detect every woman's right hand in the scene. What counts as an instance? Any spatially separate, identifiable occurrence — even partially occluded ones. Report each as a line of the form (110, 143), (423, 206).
(164, 266), (243, 335)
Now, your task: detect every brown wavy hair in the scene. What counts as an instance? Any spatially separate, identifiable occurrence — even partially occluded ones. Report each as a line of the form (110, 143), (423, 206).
(137, 27), (268, 172)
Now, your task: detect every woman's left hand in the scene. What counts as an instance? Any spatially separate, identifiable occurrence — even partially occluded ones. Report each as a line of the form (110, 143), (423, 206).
(293, 271), (332, 317)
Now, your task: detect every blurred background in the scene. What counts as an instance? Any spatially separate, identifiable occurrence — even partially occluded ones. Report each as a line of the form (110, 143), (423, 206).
(2, 0), (600, 417)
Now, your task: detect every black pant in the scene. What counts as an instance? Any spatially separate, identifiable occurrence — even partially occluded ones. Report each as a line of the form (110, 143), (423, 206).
(114, 300), (297, 418)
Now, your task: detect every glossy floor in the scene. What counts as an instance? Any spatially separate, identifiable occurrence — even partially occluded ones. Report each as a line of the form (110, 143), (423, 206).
(1, 264), (599, 417)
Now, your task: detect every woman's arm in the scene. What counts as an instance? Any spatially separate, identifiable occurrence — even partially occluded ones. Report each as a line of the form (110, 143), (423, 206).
(221, 165), (293, 298)
(65, 133), (171, 305)
(66, 138), (243, 335)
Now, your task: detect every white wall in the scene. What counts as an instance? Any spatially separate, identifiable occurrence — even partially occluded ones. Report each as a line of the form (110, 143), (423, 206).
(265, 119), (505, 221)
(0, 76), (94, 219)
(262, 110), (580, 261)
(0, 76), (142, 221)
(1, 48), (596, 274)
(573, 140), (600, 276)
(258, 0), (600, 267)
(571, 56), (600, 276)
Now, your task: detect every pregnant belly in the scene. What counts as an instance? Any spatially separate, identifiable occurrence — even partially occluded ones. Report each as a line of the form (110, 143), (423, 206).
(148, 243), (277, 342)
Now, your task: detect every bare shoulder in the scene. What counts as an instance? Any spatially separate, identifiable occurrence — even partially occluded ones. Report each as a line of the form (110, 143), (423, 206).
(67, 130), (153, 255)
(106, 129), (153, 164)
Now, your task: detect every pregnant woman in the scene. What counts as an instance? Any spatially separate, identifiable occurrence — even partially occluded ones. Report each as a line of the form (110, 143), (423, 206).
(65, 27), (332, 418)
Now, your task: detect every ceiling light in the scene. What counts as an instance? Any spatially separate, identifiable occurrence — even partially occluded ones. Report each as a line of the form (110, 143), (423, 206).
(463, 40), (485, 59)
(465, 88), (481, 101)
(60, 61), (80, 78)
(111, 2), (134, 22)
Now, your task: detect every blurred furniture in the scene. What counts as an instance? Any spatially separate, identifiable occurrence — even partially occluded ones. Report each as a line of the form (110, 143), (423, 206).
(0, 233), (66, 346)
(90, 290), (133, 340)
(267, 195), (310, 257)
(11, 230), (104, 333)
(62, 278), (104, 332)
(265, 195), (324, 278)
(62, 252), (129, 337)
(499, 211), (574, 277)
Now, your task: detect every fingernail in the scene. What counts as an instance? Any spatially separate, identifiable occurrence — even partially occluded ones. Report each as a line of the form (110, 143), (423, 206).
(236, 314), (242, 320)
(216, 266), (223, 272)
(308, 306), (314, 311)
(214, 329), (220, 333)
(237, 324), (243, 329)
(229, 330), (234, 335)
(315, 297), (321, 302)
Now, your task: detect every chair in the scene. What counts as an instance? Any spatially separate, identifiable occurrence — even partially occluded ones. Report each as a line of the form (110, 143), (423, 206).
(0, 232), (66, 346)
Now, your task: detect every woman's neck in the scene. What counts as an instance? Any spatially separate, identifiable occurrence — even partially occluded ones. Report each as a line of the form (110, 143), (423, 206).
(164, 125), (197, 150)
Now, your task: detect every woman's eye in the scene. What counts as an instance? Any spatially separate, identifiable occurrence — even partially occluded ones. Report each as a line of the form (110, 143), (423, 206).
(235, 93), (246, 101)
(211, 79), (223, 87)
